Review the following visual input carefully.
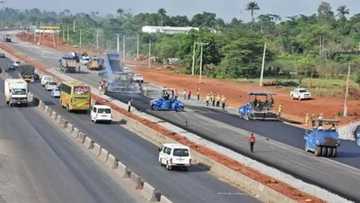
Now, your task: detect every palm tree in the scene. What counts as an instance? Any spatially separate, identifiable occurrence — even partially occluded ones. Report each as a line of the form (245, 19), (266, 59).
(246, 1), (260, 23)
(336, 5), (350, 20)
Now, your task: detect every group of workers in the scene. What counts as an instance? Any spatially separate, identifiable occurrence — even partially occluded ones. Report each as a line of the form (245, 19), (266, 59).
(205, 92), (227, 110)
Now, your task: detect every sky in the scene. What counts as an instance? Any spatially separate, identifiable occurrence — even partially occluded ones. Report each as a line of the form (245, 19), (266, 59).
(4, 0), (360, 22)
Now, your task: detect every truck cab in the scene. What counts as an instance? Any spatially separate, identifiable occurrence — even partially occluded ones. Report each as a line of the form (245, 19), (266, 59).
(4, 79), (29, 106)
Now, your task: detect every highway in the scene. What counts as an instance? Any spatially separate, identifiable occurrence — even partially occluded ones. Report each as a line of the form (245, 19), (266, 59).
(1, 57), (259, 203)
(0, 80), (144, 202)
(6, 38), (360, 201)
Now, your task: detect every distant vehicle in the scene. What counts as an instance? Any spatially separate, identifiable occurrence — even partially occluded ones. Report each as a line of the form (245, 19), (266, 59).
(290, 87), (312, 100)
(91, 105), (112, 123)
(4, 34), (11, 42)
(122, 66), (130, 73)
(18, 64), (35, 83)
(45, 81), (57, 91)
(0, 52), (5, 58)
(80, 55), (91, 65)
(41, 75), (54, 86)
(150, 88), (184, 112)
(59, 52), (80, 73)
(132, 73), (144, 83)
(158, 143), (191, 170)
(86, 57), (104, 71)
(238, 92), (278, 120)
(354, 125), (360, 146)
(51, 87), (60, 98)
(4, 78), (29, 106)
(13, 61), (21, 67)
(304, 118), (340, 157)
(59, 81), (91, 112)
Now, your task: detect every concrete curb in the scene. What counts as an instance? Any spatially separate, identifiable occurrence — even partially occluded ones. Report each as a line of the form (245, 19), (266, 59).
(98, 147), (109, 162)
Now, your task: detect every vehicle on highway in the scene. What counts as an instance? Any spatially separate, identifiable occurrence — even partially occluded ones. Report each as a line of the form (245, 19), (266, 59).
(0, 52), (5, 58)
(80, 55), (91, 65)
(354, 125), (360, 146)
(59, 81), (91, 112)
(91, 105), (112, 123)
(41, 75), (54, 86)
(4, 34), (11, 42)
(51, 87), (60, 98)
(150, 88), (184, 112)
(86, 57), (104, 71)
(59, 52), (80, 73)
(290, 87), (312, 100)
(158, 143), (191, 170)
(238, 92), (278, 120)
(132, 73), (144, 83)
(45, 81), (57, 91)
(4, 78), (29, 106)
(304, 118), (340, 157)
(18, 64), (35, 83)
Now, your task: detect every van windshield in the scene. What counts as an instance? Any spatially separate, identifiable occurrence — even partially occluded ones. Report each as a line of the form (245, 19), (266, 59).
(98, 108), (111, 114)
(173, 148), (189, 157)
(12, 88), (26, 95)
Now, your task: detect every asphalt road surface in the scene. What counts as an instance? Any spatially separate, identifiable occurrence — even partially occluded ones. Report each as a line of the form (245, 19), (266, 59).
(1, 57), (259, 203)
(0, 79), (144, 203)
(6, 38), (360, 201)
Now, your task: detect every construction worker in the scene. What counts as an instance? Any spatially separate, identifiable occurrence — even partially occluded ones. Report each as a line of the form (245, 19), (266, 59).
(248, 133), (256, 153)
(127, 98), (132, 112)
(183, 89), (187, 100)
(221, 95), (227, 110)
(187, 89), (192, 100)
(278, 104), (283, 118)
(196, 88), (200, 101)
(215, 94), (221, 107)
(205, 94), (210, 106)
(211, 92), (215, 106)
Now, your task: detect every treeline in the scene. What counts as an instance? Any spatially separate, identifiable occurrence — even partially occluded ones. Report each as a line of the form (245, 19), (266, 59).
(1, 2), (360, 81)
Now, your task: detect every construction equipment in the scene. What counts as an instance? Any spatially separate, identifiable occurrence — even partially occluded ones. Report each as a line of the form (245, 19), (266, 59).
(150, 88), (184, 112)
(86, 57), (104, 71)
(304, 118), (340, 157)
(238, 92), (278, 120)
(58, 52), (80, 73)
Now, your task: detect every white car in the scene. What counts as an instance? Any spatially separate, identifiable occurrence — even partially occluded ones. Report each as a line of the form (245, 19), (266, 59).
(132, 74), (144, 83)
(80, 56), (91, 65)
(290, 87), (312, 100)
(51, 87), (60, 98)
(45, 81), (57, 91)
(41, 75), (54, 86)
(91, 105), (112, 123)
(158, 143), (191, 170)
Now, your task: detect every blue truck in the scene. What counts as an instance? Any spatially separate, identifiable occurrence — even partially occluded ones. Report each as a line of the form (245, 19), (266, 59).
(304, 118), (340, 157)
(150, 89), (184, 112)
(239, 92), (278, 120)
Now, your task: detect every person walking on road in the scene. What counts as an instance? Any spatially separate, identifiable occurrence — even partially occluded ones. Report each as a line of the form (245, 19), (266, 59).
(248, 133), (256, 153)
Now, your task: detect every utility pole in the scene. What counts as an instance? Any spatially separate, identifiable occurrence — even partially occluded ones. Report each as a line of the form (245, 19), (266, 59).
(66, 25), (69, 42)
(79, 29), (82, 49)
(122, 35), (126, 64)
(96, 30), (99, 49)
(52, 32), (56, 48)
(197, 42), (208, 83)
(136, 34), (140, 59)
(191, 42), (197, 76)
(73, 20), (76, 32)
(148, 38), (152, 68)
(33, 29), (36, 43)
(62, 28), (65, 42)
(259, 42), (267, 87)
(343, 63), (351, 117)
(116, 34), (120, 53)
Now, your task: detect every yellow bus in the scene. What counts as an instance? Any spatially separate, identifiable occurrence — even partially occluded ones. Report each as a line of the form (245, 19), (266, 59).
(59, 81), (91, 112)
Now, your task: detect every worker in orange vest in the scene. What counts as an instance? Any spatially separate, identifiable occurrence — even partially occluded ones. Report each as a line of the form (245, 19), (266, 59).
(248, 133), (256, 153)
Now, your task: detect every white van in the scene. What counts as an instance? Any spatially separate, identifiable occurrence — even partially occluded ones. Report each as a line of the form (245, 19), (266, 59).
(91, 105), (112, 123)
(158, 143), (191, 170)
(41, 75), (54, 87)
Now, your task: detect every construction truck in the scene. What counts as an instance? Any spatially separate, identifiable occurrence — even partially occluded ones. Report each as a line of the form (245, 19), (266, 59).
(59, 52), (79, 73)
(4, 78), (29, 106)
(238, 92), (278, 120)
(86, 57), (104, 71)
(18, 64), (35, 83)
(304, 118), (340, 157)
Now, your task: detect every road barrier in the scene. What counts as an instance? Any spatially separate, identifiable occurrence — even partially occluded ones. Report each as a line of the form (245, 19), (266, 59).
(84, 136), (94, 149)
(91, 143), (101, 157)
(106, 153), (118, 169)
(98, 147), (109, 162)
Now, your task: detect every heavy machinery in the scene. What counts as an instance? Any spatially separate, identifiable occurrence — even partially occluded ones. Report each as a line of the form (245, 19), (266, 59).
(4, 34), (11, 42)
(238, 92), (278, 120)
(150, 88), (184, 112)
(304, 118), (340, 157)
(58, 52), (79, 73)
(4, 78), (29, 106)
(18, 64), (35, 83)
(86, 57), (104, 71)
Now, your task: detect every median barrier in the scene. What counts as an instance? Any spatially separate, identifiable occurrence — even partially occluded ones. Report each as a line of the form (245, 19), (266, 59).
(66, 123), (73, 133)
(56, 114), (62, 123)
(76, 132), (86, 144)
(84, 136), (93, 149)
(72, 127), (79, 138)
(142, 182), (161, 202)
(91, 142), (101, 157)
(99, 147), (109, 162)
(130, 172), (144, 189)
(124, 167), (132, 178)
(106, 153), (117, 169)
(51, 111), (57, 119)
(116, 161), (127, 177)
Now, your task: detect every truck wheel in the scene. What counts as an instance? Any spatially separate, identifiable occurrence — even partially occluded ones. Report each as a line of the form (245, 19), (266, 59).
(331, 148), (337, 157)
(326, 147), (333, 157)
(321, 147), (327, 156)
(166, 162), (172, 171)
(314, 147), (321, 156)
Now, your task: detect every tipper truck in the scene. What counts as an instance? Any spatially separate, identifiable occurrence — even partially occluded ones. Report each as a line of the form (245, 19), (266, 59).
(59, 52), (80, 73)
(18, 64), (35, 83)
(4, 79), (29, 106)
